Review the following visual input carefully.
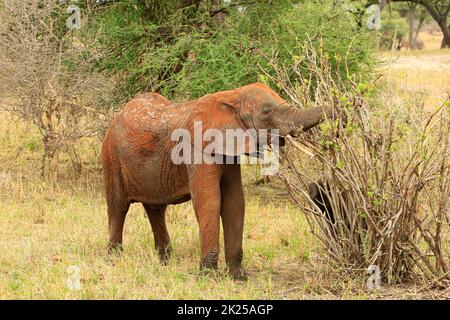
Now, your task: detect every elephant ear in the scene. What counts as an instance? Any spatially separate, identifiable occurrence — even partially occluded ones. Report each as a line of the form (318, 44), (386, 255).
(196, 101), (259, 157)
(308, 182), (319, 200)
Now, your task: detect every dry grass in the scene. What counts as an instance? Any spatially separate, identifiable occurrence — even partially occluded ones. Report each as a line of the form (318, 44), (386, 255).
(378, 51), (450, 111)
(414, 32), (445, 51)
(378, 32), (450, 111)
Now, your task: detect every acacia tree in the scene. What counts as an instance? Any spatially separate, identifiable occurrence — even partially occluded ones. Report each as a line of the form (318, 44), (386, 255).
(395, 1), (432, 49)
(369, 0), (450, 48)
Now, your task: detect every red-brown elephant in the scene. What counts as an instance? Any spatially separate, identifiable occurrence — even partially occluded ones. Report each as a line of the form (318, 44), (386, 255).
(101, 83), (340, 279)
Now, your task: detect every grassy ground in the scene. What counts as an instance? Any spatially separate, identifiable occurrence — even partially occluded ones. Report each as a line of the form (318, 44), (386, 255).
(378, 50), (450, 110)
(0, 45), (449, 299)
(378, 32), (450, 110)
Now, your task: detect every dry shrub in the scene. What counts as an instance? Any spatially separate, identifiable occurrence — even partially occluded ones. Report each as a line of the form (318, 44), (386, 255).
(0, 0), (114, 179)
(267, 40), (449, 287)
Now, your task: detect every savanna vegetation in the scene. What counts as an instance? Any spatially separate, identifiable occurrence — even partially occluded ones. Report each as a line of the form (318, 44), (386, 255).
(0, 0), (448, 299)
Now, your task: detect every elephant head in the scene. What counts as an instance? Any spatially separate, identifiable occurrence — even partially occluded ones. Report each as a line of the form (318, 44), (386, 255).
(194, 82), (342, 156)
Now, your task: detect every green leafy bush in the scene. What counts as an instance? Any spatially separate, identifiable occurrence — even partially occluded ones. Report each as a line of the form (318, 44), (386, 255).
(84, 0), (376, 108)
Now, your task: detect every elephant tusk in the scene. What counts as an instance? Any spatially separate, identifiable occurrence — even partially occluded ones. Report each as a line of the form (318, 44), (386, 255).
(286, 135), (315, 158)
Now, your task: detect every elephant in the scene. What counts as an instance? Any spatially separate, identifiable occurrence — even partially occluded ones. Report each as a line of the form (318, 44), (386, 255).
(101, 82), (342, 280)
(308, 180), (366, 239)
(308, 180), (335, 223)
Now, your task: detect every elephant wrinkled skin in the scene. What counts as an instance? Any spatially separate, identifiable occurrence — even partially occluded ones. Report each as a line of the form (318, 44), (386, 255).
(102, 83), (340, 279)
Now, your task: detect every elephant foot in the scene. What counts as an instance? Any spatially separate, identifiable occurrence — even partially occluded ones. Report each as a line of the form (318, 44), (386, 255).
(157, 245), (173, 266)
(107, 242), (123, 255)
(228, 267), (248, 281)
(199, 249), (219, 270)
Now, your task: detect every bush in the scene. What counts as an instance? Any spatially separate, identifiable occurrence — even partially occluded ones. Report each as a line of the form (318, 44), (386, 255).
(0, 0), (114, 179)
(274, 41), (449, 287)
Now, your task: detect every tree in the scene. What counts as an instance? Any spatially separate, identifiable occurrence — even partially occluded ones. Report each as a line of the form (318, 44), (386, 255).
(367, 0), (450, 48)
(397, 1), (431, 49)
(87, 0), (375, 105)
(0, 0), (113, 179)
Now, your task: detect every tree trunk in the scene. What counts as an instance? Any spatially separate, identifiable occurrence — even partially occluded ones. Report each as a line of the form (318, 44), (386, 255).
(413, 15), (425, 45)
(416, 0), (450, 48)
(389, 0), (450, 49)
(408, 4), (416, 50)
(439, 23), (450, 48)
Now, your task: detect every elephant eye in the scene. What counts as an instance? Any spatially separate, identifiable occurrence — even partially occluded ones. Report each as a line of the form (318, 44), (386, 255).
(221, 102), (237, 114)
(262, 106), (272, 115)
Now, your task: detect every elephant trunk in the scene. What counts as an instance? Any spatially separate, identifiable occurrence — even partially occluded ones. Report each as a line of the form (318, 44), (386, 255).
(292, 106), (338, 132)
(275, 105), (342, 136)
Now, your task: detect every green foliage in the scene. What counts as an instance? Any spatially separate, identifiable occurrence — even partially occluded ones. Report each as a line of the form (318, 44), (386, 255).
(378, 10), (409, 49)
(82, 0), (376, 108)
(261, 1), (375, 81)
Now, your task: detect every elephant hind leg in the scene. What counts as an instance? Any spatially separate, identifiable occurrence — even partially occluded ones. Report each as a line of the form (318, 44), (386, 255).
(107, 199), (130, 254)
(104, 164), (130, 254)
(143, 204), (171, 264)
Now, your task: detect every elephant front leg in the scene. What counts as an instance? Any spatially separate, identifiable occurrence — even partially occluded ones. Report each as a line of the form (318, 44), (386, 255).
(143, 204), (171, 264)
(220, 164), (247, 280)
(189, 165), (221, 272)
